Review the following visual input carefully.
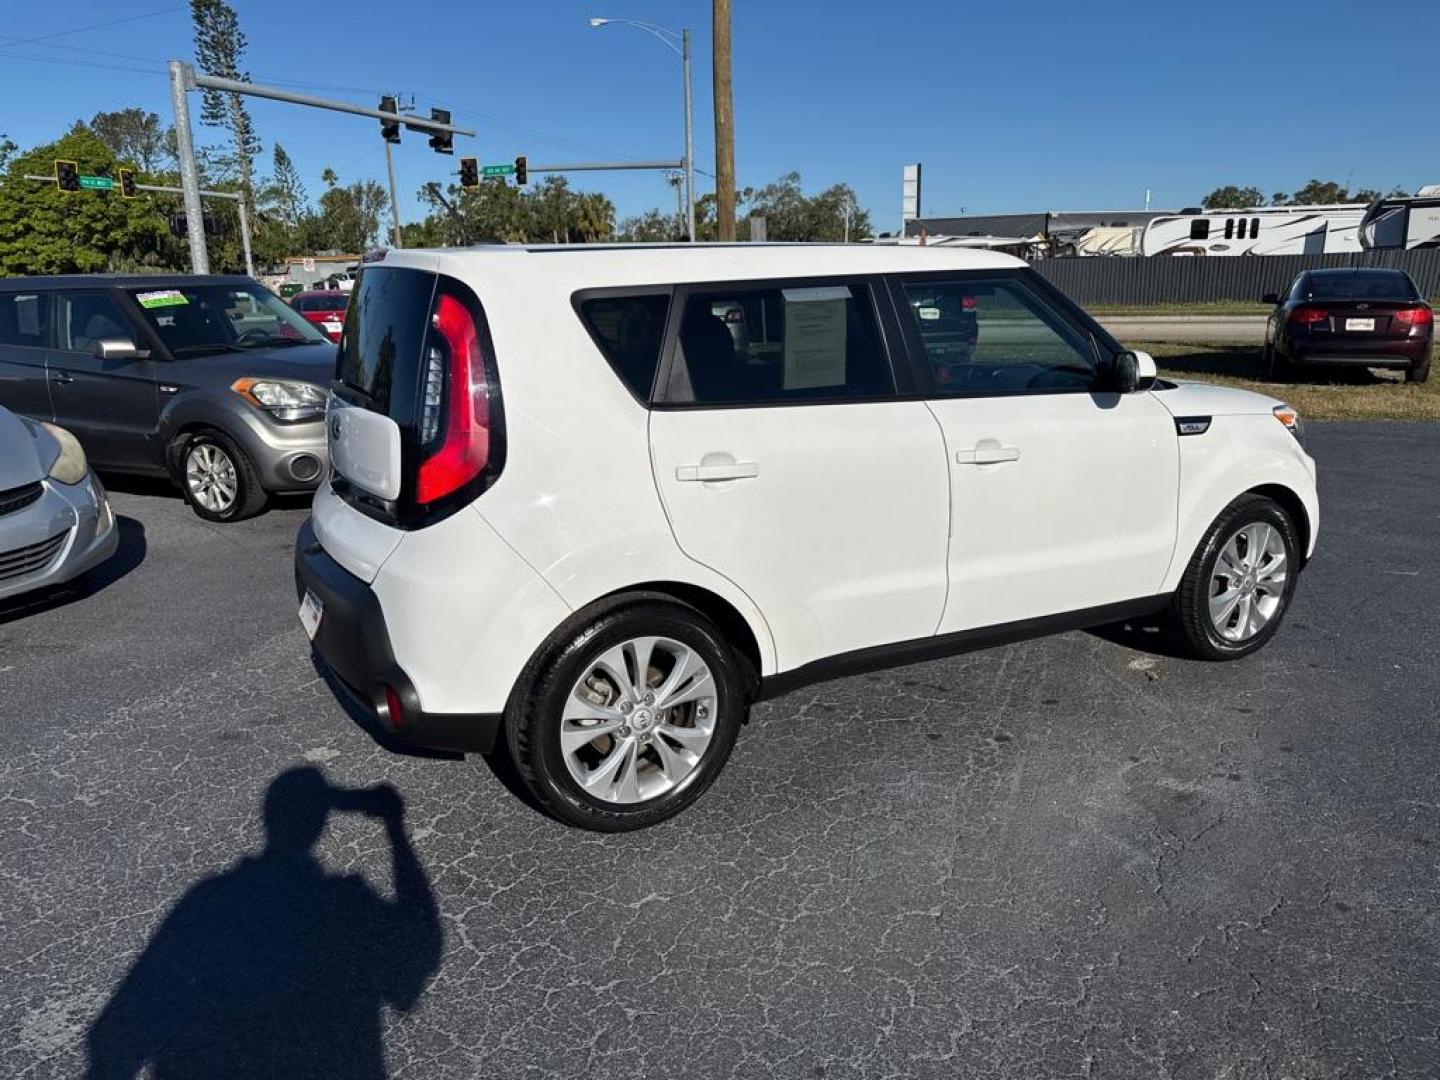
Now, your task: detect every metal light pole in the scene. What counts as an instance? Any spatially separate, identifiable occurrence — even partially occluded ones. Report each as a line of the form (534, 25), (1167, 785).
(590, 17), (696, 242)
(384, 139), (404, 248)
(168, 60), (209, 274)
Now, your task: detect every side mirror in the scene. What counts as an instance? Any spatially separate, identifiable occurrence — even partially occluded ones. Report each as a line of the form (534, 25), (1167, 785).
(93, 337), (150, 361)
(1261, 293), (1280, 305)
(1112, 349), (1157, 393)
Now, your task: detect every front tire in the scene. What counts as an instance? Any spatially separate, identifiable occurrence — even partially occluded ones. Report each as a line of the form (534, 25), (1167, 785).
(507, 603), (746, 831)
(1165, 494), (1301, 661)
(178, 430), (268, 522)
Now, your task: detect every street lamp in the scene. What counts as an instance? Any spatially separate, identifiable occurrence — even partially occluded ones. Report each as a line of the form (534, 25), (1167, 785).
(589, 16), (697, 242)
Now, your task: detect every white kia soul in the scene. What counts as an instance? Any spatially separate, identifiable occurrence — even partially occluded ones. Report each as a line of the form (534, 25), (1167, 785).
(295, 244), (1319, 831)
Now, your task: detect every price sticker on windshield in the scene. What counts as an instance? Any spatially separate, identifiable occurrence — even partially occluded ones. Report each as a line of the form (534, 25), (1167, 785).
(136, 290), (189, 309)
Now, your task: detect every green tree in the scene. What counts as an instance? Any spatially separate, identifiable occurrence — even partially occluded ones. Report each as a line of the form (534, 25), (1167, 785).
(616, 209), (681, 242)
(1, 134), (21, 172)
(1287, 179), (1354, 205)
(0, 126), (171, 276)
(1201, 185), (1264, 210)
(191, 0), (261, 212)
(746, 172), (870, 241)
(315, 170), (388, 252)
(262, 143), (307, 228)
(89, 109), (171, 173)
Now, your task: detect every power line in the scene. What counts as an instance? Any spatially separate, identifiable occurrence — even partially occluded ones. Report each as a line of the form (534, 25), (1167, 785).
(0, 7), (183, 56)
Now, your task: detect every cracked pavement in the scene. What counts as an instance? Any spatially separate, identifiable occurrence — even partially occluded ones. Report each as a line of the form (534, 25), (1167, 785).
(2, 422), (1437, 1078)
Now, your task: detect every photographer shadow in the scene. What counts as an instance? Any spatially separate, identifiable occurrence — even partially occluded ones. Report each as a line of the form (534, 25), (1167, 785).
(85, 767), (442, 1080)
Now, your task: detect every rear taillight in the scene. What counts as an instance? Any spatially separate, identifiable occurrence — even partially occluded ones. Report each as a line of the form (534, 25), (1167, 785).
(1291, 306), (1328, 326)
(1393, 306), (1433, 333)
(381, 684), (405, 731)
(962, 296), (978, 310)
(416, 292), (492, 505)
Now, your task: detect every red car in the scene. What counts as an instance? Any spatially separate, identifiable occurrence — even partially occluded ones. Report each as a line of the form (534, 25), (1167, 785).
(290, 290), (348, 342)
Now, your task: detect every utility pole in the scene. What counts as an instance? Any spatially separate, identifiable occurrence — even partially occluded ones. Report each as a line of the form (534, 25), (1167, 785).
(712, 0), (736, 241)
(168, 60), (209, 274)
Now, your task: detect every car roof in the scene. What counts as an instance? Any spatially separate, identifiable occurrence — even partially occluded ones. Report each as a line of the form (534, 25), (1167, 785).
(1306, 267), (1408, 277)
(0, 274), (257, 292)
(377, 242), (1028, 292)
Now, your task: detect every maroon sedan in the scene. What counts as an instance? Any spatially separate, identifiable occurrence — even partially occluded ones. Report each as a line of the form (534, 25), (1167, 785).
(1263, 268), (1432, 383)
(290, 290), (349, 343)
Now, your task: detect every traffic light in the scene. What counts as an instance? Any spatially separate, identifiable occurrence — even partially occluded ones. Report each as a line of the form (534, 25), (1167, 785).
(55, 160), (80, 193)
(459, 157), (479, 189)
(514, 155), (527, 186)
(118, 168), (137, 199)
(379, 95), (400, 143)
(428, 108), (453, 154)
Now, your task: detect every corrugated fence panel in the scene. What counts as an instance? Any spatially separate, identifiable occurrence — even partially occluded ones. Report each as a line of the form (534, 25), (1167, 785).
(1032, 249), (1440, 306)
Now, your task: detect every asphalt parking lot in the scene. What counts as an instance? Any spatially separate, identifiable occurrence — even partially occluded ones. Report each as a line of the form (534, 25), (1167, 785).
(3, 421), (1438, 1079)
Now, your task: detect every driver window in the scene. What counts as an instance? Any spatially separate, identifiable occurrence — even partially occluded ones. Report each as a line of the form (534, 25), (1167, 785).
(57, 292), (131, 354)
(900, 278), (1096, 395)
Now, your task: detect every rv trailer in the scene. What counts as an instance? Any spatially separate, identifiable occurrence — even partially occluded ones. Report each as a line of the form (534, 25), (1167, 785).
(1140, 204), (1367, 256)
(1359, 187), (1440, 250)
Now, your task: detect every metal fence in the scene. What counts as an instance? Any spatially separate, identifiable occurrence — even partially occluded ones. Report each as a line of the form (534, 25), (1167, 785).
(1032, 249), (1440, 306)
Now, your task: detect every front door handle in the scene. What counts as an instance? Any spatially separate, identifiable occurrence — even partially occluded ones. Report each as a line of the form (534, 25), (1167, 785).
(50, 371), (74, 385)
(676, 462), (760, 483)
(956, 445), (1020, 465)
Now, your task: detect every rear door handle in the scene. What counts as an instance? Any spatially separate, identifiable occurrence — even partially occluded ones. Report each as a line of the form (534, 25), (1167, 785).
(50, 371), (74, 385)
(675, 462), (760, 483)
(956, 446), (1020, 465)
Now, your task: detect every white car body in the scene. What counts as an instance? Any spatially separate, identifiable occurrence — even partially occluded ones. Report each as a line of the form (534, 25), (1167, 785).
(297, 244), (1318, 762)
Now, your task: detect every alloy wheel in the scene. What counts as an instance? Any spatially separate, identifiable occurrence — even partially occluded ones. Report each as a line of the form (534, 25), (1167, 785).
(560, 635), (719, 805)
(185, 442), (239, 514)
(1208, 522), (1288, 642)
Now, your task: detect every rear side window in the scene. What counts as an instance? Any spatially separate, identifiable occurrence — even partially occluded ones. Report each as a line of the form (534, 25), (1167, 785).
(337, 268), (436, 417)
(577, 293), (670, 400)
(0, 292), (49, 348)
(662, 281), (893, 405)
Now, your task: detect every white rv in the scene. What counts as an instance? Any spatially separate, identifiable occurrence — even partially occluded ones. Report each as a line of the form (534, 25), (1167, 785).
(1359, 187), (1440, 250)
(1140, 204), (1367, 257)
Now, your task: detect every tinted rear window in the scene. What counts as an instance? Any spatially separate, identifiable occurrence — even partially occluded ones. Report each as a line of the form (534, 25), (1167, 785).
(1304, 270), (1418, 301)
(337, 268), (436, 417)
(0, 292), (49, 348)
(577, 293), (670, 400)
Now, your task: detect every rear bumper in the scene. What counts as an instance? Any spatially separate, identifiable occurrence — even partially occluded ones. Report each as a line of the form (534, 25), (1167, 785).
(294, 517), (502, 754)
(1286, 334), (1431, 367)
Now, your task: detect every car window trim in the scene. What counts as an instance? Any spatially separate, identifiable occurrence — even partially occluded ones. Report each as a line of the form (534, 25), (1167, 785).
(569, 284), (676, 406)
(652, 273), (907, 410)
(885, 268), (1119, 400)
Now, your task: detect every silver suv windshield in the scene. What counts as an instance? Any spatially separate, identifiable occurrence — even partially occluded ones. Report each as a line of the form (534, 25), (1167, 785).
(127, 283), (330, 357)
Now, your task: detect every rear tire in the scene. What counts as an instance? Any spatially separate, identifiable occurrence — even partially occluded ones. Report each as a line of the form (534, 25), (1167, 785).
(1265, 342), (1292, 381)
(507, 603), (746, 831)
(1164, 494), (1301, 661)
(177, 430), (268, 522)
(1406, 355), (1431, 383)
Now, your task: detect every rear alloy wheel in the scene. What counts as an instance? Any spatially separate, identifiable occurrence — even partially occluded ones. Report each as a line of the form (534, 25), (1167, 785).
(509, 603), (745, 831)
(1406, 355), (1431, 383)
(180, 431), (267, 522)
(1165, 494), (1301, 660)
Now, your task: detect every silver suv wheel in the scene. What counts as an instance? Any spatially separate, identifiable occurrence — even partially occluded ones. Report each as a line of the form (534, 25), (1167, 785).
(560, 635), (718, 805)
(1209, 521), (1288, 642)
(185, 442), (238, 513)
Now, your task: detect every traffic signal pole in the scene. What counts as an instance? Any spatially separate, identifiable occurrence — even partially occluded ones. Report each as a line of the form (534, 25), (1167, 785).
(384, 139), (404, 249)
(167, 60), (473, 272)
(169, 60), (210, 274)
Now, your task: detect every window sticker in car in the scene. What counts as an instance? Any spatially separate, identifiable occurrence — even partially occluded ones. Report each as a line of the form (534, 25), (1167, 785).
(781, 285), (851, 391)
(135, 289), (189, 309)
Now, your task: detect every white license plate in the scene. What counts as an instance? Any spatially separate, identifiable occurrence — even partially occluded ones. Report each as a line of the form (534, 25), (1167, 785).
(1345, 317), (1375, 332)
(299, 589), (324, 640)
(323, 321), (342, 334)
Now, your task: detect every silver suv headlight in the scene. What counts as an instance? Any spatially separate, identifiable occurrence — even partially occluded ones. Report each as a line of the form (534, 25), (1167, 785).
(231, 377), (327, 422)
(40, 422), (89, 485)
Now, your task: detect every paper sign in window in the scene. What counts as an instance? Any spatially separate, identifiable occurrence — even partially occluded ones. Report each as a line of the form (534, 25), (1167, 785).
(781, 286), (850, 390)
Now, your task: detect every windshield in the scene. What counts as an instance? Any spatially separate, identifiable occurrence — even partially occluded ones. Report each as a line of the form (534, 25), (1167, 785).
(127, 283), (330, 356)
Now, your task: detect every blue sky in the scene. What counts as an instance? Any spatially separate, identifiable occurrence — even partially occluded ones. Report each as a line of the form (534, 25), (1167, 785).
(2, 0), (1436, 232)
